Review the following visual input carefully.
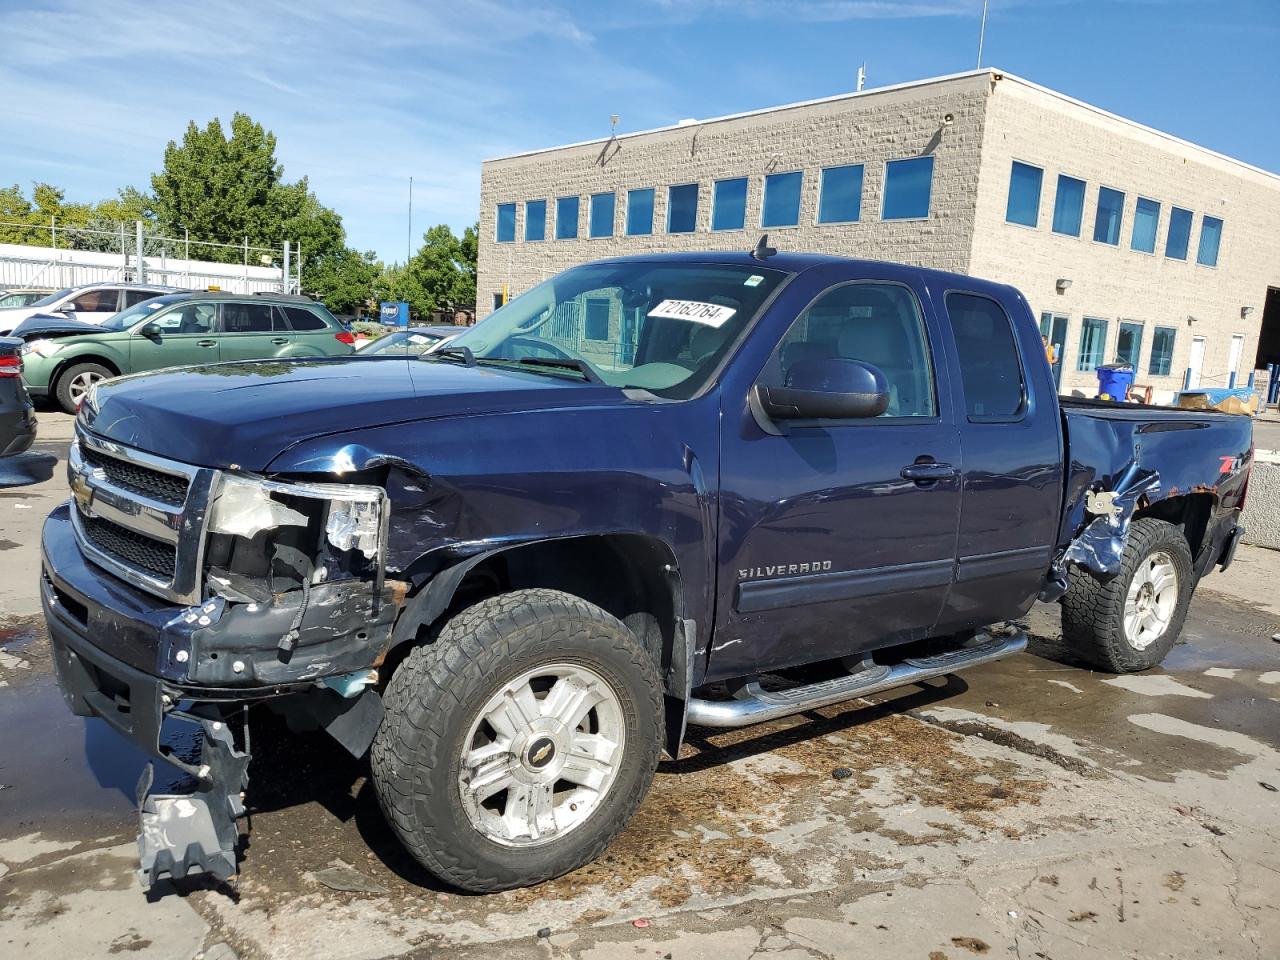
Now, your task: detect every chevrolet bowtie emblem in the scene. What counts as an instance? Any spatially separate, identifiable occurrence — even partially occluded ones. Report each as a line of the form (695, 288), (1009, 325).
(530, 743), (552, 765)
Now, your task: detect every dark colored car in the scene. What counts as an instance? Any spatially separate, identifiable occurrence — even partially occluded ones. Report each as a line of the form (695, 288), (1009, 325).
(40, 252), (1251, 894)
(0, 337), (37, 456)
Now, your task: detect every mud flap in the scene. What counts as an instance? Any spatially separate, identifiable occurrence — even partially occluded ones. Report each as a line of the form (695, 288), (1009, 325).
(137, 716), (250, 890)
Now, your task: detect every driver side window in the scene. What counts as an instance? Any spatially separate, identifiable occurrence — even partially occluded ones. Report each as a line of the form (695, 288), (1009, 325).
(769, 282), (936, 418)
(150, 303), (214, 334)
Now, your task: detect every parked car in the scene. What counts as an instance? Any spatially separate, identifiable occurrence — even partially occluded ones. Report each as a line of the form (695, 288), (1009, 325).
(357, 325), (459, 355)
(0, 282), (183, 335)
(0, 337), (37, 456)
(0, 288), (56, 309)
(40, 252), (1251, 894)
(16, 291), (356, 412)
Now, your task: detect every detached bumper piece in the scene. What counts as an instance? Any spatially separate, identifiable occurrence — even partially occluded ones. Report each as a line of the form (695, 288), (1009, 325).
(137, 712), (250, 890)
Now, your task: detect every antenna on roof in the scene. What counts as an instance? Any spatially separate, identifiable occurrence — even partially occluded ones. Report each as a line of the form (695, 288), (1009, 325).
(751, 234), (777, 261)
(856, 64), (866, 92)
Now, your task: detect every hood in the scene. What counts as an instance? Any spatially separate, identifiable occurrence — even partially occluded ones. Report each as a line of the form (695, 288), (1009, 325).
(81, 356), (619, 471)
(0, 306), (42, 335)
(8, 314), (105, 341)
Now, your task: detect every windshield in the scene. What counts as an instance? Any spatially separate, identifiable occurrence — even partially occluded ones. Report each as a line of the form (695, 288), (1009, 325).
(101, 295), (185, 330)
(363, 330), (446, 356)
(27, 288), (75, 308)
(444, 261), (787, 397)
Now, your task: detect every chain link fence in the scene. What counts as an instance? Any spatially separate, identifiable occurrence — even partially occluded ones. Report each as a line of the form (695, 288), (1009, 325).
(0, 219), (300, 294)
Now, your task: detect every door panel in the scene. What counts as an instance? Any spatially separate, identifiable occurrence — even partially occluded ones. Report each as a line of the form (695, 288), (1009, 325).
(711, 278), (962, 681)
(128, 303), (219, 371)
(1188, 336), (1206, 388)
(219, 302), (284, 361)
(936, 290), (1062, 632)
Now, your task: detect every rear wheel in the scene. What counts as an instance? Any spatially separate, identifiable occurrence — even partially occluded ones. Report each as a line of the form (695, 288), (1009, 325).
(371, 588), (663, 892)
(1061, 517), (1194, 672)
(55, 362), (112, 414)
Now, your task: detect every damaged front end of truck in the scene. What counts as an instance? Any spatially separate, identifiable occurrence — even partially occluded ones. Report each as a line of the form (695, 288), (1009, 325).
(43, 421), (412, 889)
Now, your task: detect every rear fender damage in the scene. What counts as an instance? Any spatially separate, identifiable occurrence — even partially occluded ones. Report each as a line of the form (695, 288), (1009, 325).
(1042, 455), (1161, 601)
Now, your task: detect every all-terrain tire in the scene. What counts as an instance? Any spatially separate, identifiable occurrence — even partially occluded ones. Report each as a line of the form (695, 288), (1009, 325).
(1061, 517), (1195, 672)
(370, 588), (663, 892)
(55, 361), (112, 414)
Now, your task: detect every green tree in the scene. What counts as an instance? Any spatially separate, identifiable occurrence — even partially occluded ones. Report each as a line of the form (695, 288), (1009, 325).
(304, 247), (382, 315)
(398, 223), (478, 318)
(150, 112), (344, 264)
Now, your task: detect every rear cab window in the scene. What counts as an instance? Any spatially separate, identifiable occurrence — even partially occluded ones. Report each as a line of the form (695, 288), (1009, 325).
(944, 291), (1026, 421)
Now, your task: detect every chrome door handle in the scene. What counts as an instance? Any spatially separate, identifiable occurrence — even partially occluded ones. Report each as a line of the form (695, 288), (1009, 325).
(900, 462), (957, 482)
(196, 339), (217, 348)
(270, 337), (289, 345)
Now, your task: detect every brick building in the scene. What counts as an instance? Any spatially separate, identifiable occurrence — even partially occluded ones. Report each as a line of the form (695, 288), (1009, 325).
(476, 69), (1280, 400)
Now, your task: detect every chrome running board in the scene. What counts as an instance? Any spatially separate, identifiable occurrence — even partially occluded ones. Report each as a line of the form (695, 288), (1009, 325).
(686, 632), (1027, 729)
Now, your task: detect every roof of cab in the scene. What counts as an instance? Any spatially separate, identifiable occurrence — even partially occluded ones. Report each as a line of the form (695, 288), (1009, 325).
(589, 250), (1021, 299)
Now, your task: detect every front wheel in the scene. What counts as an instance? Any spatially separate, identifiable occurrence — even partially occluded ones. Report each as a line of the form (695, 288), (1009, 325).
(55, 362), (112, 414)
(371, 589), (663, 892)
(1061, 517), (1195, 672)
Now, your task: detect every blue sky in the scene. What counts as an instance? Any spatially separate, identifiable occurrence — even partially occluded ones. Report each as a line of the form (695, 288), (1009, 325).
(3, 0), (1276, 263)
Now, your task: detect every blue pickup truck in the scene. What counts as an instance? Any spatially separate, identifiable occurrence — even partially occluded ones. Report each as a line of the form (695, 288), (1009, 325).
(41, 250), (1252, 893)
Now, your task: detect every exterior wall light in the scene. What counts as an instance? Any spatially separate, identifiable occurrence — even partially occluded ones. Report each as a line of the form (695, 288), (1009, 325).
(1055, 278), (1072, 293)
(1242, 306), (1254, 319)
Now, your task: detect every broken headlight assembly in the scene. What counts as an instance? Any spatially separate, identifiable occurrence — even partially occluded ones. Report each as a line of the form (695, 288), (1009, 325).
(204, 472), (388, 602)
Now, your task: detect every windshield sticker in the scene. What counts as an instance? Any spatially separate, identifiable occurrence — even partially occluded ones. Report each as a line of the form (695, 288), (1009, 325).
(647, 299), (737, 327)
(744, 275), (765, 287)
(408, 334), (430, 344)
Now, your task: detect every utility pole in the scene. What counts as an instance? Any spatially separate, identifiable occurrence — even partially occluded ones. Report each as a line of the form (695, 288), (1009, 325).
(977, 0), (989, 68)
(407, 176), (414, 264)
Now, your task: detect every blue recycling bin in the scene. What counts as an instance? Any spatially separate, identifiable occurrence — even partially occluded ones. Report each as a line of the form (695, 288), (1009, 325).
(1096, 364), (1135, 400)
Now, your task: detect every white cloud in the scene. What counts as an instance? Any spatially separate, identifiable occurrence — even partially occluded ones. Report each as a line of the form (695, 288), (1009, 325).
(0, 0), (656, 260)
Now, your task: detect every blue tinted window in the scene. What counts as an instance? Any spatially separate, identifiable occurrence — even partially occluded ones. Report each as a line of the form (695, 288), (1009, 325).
(712, 177), (747, 231)
(524, 199), (546, 242)
(1197, 215), (1223, 266)
(1005, 161), (1042, 227)
(882, 156), (934, 220)
(496, 203), (516, 243)
(1051, 175), (1085, 236)
(818, 164), (864, 224)
(1149, 326), (1177, 376)
(762, 171), (802, 227)
(1166, 207), (1193, 260)
(555, 196), (579, 240)
(1077, 317), (1108, 372)
(667, 183), (699, 233)
(589, 192), (615, 238)
(1093, 187), (1124, 245)
(1117, 321), (1143, 366)
(1131, 197), (1160, 253)
(626, 188), (654, 236)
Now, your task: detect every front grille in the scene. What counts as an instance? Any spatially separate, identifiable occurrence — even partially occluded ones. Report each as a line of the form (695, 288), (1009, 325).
(82, 446), (189, 506)
(81, 515), (177, 580)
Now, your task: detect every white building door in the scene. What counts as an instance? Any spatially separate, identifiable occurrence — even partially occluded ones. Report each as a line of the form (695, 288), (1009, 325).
(1188, 336), (1207, 389)
(1228, 334), (1245, 388)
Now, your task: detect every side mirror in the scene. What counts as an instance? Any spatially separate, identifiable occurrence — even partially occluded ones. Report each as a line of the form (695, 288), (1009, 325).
(58, 306), (76, 317)
(756, 357), (890, 421)
(138, 322), (161, 340)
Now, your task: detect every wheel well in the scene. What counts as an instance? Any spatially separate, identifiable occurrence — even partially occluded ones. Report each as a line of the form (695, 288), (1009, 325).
(389, 535), (683, 679)
(1134, 493), (1213, 562)
(52, 355), (120, 389)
